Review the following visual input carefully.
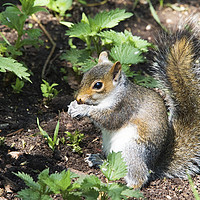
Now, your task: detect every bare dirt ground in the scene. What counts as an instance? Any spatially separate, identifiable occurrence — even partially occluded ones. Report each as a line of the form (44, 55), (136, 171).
(0, 0), (200, 199)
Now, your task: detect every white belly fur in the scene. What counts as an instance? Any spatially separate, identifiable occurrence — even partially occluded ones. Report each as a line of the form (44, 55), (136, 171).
(102, 123), (139, 156)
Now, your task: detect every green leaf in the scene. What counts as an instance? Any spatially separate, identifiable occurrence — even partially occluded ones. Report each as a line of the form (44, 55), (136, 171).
(188, 174), (200, 200)
(17, 189), (52, 200)
(81, 189), (99, 200)
(110, 44), (144, 65)
(79, 175), (100, 200)
(100, 151), (127, 181)
(60, 21), (74, 28)
(42, 170), (71, 193)
(37, 118), (54, 150)
(26, 28), (42, 38)
(89, 9), (133, 32)
(0, 56), (31, 81)
(81, 175), (101, 190)
(38, 168), (50, 183)
(107, 183), (125, 200)
(80, 57), (98, 73)
(0, 6), (25, 32)
(14, 171), (40, 190)
(61, 49), (90, 67)
(47, 0), (72, 16)
(121, 188), (144, 199)
(34, 0), (50, 6)
(147, 0), (167, 32)
(130, 35), (152, 52)
(65, 22), (92, 40)
(53, 120), (59, 144)
(133, 71), (159, 88)
(81, 13), (89, 24)
(99, 30), (151, 52)
(27, 6), (48, 15)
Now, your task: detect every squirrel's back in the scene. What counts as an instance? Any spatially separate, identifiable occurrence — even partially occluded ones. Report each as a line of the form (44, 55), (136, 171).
(152, 19), (200, 178)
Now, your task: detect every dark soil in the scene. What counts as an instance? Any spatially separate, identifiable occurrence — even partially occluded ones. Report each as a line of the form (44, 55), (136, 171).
(0, 0), (200, 199)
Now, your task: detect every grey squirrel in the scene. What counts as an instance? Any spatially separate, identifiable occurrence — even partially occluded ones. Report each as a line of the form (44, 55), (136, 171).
(68, 21), (200, 189)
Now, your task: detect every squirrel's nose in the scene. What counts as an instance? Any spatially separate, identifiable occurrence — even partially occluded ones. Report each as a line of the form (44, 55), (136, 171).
(76, 94), (87, 104)
(76, 97), (83, 104)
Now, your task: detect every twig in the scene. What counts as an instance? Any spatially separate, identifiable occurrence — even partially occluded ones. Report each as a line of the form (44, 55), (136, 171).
(32, 14), (56, 78)
(7, 128), (24, 137)
(84, 0), (107, 7)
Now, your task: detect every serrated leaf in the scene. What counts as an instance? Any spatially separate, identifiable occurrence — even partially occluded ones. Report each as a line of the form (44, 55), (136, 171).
(27, 6), (48, 15)
(65, 22), (92, 39)
(43, 170), (71, 193)
(14, 171), (40, 190)
(47, 0), (72, 16)
(110, 44), (144, 65)
(61, 49), (90, 67)
(0, 57), (31, 81)
(81, 175), (101, 189)
(26, 28), (42, 38)
(131, 35), (152, 52)
(89, 9), (133, 32)
(100, 151), (127, 181)
(121, 188), (144, 198)
(107, 183), (125, 200)
(81, 188), (99, 200)
(98, 30), (124, 45)
(99, 30), (151, 52)
(0, 7), (25, 32)
(17, 188), (52, 200)
(81, 58), (98, 73)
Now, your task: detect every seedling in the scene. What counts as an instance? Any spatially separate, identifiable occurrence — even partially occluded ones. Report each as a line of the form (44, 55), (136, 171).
(41, 80), (59, 101)
(11, 78), (24, 93)
(37, 118), (60, 151)
(15, 152), (143, 199)
(66, 130), (84, 153)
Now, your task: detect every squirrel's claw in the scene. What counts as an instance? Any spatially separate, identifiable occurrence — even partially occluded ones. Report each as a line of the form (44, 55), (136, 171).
(85, 153), (104, 167)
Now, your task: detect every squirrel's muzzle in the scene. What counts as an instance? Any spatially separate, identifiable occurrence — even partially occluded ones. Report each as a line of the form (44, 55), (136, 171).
(76, 93), (89, 104)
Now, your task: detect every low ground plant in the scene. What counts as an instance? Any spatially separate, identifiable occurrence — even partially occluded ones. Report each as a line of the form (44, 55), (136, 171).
(65, 130), (84, 153)
(40, 80), (59, 102)
(0, 0), (47, 84)
(15, 151), (143, 199)
(37, 118), (60, 151)
(61, 9), (157, 88)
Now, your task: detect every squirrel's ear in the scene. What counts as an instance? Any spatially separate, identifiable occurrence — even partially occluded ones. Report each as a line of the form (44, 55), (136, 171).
(110, 61), (122, 82)
(98, 51), (109, 63)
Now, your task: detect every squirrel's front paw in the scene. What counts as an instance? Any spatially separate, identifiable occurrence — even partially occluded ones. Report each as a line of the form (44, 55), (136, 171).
(68, 100), (90, 118)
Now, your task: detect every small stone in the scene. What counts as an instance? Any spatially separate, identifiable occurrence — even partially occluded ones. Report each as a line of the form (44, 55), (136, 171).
(146, 24), (151, 30)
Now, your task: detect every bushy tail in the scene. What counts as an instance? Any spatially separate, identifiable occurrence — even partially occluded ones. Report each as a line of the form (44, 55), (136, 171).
(152, 19), (200, 178)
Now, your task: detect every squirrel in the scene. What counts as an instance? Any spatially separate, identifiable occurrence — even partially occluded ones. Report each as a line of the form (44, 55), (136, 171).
(68, 21), (200, 189)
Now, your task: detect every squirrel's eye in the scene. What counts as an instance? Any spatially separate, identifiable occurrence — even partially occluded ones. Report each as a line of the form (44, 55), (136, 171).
(93, 82), (103, 90)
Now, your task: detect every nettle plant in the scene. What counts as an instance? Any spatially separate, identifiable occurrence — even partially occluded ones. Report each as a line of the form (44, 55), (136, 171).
(61, 9), (156, 87)
(0, 0), (47, 82)
(15, 152), (143, 200)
